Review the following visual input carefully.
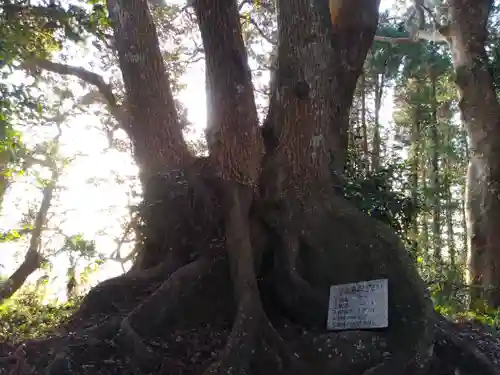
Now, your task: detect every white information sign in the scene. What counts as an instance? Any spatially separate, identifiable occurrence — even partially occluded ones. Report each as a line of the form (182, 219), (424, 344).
(327, 278), (388, 331)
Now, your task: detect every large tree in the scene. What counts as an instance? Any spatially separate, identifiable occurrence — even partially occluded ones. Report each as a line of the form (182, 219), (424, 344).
(450, 0), (500, 308)
(1, 0), (499, 374)
(375, 0), (500, 308)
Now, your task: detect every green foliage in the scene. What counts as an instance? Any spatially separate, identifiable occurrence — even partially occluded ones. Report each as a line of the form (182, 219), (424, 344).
(61, 234), (99, 261)
(435, 297), (500, 331)
(343, 153), (421, 240)
(0, 292), (81, 343)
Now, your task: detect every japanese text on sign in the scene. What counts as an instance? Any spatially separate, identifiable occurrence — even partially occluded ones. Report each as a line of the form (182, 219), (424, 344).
(327, 279), (388, 331)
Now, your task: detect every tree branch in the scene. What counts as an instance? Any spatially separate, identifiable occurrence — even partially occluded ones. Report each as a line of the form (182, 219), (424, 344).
(374, 2), (449, 46)
(21, 58), (130, 129)
(373, 30), (448, 45)
(242, 14), (276, 45)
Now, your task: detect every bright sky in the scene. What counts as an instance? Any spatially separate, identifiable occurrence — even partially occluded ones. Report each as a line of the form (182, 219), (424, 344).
(0, 0), (398, 302)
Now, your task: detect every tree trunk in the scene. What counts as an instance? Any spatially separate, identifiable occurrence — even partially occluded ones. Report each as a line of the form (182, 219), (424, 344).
(429, 71), (442, 267)
(444, 157), (456, 267)
(0, 167), (58, 303)
(2, 1), (499, 375)
(371, 73), (384, 171)
(409, 101), (421, 259)
(461, 123), (471, 268)
(361, 71), (369, 171)
(448, 0), (500, 308)
(106, 0), (193, 180)
(421, 154), (430, 262)
(465, 155), (488, 305)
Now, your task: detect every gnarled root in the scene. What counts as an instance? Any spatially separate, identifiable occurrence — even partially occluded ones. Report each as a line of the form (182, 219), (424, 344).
(16, 257), (218, 374)
(262, 191), (437, 375)
(2, 316), (121, 375)
(115, 257), (216, 372)
(65, 252), (190, 331)
(434, 314), (500, 375)
(268, 229), (328, 329)
(203, 182), (261, 375)
(206, 182), (309, 375)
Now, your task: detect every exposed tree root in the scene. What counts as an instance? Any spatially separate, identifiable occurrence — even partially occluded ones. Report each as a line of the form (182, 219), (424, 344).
(204, 182), (263, 375)
(268, 229), (328, 329)
(2, 178), (500, 375)
(116, 257), (215, 372)
(256, 187), (438, 375)
(1, 316), (121, 375)
(65, 253), (190, 331)
(205, 181), (308, 375)
(434, 314), (500, 375)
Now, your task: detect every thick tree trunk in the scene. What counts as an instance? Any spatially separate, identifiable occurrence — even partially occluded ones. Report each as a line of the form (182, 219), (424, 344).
(2, 1), (500, 375)
(449, 0), (500, 308)
(259, 1), (436, 374)
(106, 0), (193, 179)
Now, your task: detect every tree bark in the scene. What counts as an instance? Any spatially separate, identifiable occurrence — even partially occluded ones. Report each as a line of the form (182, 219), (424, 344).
(420, 153), (430, 260)
(444, 130), (456, 267)
(259, 1), (434, 374)
(429, 70), (442, 266)
(371, 72), (384, 171)
(409, 97), (421, 259)
(361, 71), (369, 172)
(465, 155), (488, 305)
(106, 0), (193, 180)
(448, 0), (500, 307)
(194, 0), (263, 185)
